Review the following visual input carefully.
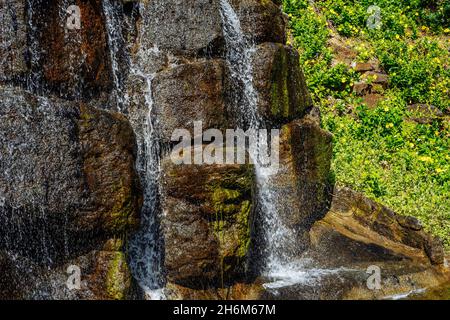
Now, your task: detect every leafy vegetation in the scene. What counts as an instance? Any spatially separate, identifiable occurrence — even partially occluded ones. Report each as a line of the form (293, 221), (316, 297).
(282, 0), (450, 246)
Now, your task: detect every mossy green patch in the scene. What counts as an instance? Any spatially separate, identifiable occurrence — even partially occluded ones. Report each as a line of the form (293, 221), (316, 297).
(270, 47), (290, 118)
(109, 178), (136, 233)
(206, 167), (254, 279)
(105, 252), (131, 300)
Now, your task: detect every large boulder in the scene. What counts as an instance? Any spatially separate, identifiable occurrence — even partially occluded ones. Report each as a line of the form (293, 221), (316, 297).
(160, 149), (254, 287)
(137, 0), (224, 57)
(277, 116), (333, 230)
(0, 85), (142, 265)
(252, 43), (313, 124)
(0, 238), (136, 300)
(152, 59), (232, 141)
(229, 0), (286, 44)
(309, 187), (445, 267)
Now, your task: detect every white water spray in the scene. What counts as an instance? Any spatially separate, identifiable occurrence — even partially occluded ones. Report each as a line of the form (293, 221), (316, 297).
(219, 0), (316, 284)
(127, 69), (166, 300)
(102, 0), (125, 112)
(219, 0), (290, 268)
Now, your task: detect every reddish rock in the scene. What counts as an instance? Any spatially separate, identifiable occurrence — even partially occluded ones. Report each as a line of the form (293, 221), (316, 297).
(152, 59), (232, 142)
(29, 0), (113, 99)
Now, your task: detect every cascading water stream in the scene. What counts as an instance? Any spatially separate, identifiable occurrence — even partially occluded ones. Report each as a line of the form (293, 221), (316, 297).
(101, 1), (167, 299)
(102, 0), (126, 112)
(219, 0), (308, 283)
(127, 69), (166, 300)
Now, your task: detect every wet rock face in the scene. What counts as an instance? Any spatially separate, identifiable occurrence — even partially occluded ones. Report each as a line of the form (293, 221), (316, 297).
(0, 0), (27, 81)
(161, 153), (254, 288)
(252, 43), (313, 124)
(0, 86), (141, 265)
(309, 187), (445, 267)
(229, 0), (286, 44)
(27, 0), (113, 100)
(152, 59), (232, 141)
(252, 115), (333, 258)
(0, 239), (136, 300)
(138, 0), (224, 56)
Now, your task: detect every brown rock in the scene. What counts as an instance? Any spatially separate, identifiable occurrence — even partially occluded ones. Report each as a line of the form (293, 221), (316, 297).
(0, 86), (141, 264)
(229, 0), (286, 44)
(353, 82), (370, 96)
(160, 150), (254, 287)
(78, 104), (142, 235)
(152, 59), (232, 141)
(329, 37), (357, 66)
(254, 117), (333, 256)
(0, 239), (136, 300)
(309, 187), (445, 267)
(407, 104), (444, 124)
(362, 71), (389, 87)
(278, 118), (333, 230)
(424, 236), (445, 266)
(362, 93), (385, 108)
(28, 0), (114, 100)
(251, 43), (312, 123)
(354, 62), (375, 73)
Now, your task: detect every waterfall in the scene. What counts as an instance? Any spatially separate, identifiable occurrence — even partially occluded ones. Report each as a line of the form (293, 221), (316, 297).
(101, 1), (167, 299)
(102, 0), (126, 112)
(127, 69), (166, 300)
(219, 0), (300, 279)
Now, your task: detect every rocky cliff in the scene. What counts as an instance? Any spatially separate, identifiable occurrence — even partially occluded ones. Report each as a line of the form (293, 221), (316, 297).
(0, 0), (448, 300)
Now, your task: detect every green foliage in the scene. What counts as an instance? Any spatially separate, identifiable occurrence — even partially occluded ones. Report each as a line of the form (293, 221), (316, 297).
(375, 38), (449, 109)
(283, 0), (450, 247)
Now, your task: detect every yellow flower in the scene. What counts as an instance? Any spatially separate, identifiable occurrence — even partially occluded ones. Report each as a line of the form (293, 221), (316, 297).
(386, 123), (394, 129)
(395, 34), (401, 40)
(436, 168), (445, 174)
(418, 156), (433, 163)
(444, 28), (450, 34)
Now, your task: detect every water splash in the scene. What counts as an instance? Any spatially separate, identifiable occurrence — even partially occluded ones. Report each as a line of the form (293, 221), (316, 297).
(263, 261), (353, 290)
(383, 288), (427, 300)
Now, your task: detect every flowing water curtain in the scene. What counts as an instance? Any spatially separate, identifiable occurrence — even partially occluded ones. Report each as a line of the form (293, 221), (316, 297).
(125, 4), (167, 300)
(219, 0), (296, 277)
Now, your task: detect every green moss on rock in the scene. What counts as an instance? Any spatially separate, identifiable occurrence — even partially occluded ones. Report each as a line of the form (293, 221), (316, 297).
(105, 251), (131, 300)
(270, 48), (290, 118)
